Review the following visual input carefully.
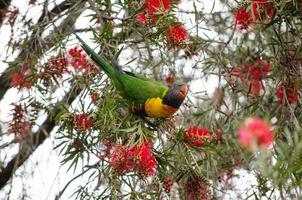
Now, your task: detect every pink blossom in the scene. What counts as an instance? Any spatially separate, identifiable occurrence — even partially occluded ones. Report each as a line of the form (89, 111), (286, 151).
(237, 117), (273, 149)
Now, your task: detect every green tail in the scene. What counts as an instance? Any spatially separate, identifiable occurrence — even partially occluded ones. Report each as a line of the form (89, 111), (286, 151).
(73, 33), (118, 81)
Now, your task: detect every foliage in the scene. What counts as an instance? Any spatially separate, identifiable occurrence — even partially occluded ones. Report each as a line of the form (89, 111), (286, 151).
(1, 0), (302, 199)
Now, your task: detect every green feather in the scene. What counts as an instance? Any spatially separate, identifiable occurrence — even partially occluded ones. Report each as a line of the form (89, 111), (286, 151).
(74, 34), (168, 104)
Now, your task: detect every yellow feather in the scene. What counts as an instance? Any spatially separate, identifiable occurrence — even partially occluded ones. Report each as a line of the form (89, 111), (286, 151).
(144, 97), (177, 118)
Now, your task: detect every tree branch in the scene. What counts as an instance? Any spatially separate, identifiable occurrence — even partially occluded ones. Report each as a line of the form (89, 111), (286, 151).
(0, 0), (12, 27)
(0, 83), (84, 190)
(0, 0), (87, 100)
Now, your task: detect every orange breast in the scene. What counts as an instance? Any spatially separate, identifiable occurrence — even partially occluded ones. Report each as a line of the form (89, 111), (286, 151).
(144, 97), (177, 118)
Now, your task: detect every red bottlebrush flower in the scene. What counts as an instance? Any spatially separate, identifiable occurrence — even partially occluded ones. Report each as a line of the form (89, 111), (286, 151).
(145, 0), (171, 15)
(276, 83), (298, 104)
(8, 104), (31, 141)
(68, 47), (88, 70)
(185, 126), (212, 147)
(39, 56), (68, 87)
(249, 59), (271, 80)
(166, 24), (188, 46)
(90, 90), (100, 104)
(276, 85), (286, 104)
(109, 141), (157, 176)
(230, 60), (270, 96)
(165, 74), (174, 84)
(184, 175), (210, 200)
(237, 117), (273, 149)
(68, 47), (98, 75)
(232, 60), (271, 80)
(109, 144), (134, 174)
(162, 176), (174, 193)
(251, 0), (275, 21)
(246, 80), (264, 96)
(48, 56), (69, 76)
(10, 73), (32, 89)
(74, 113), (94, 130)
(233, 7), (254, 31)
(130, 141), (157, 175)
(10, 73), (25, 87)
(247, 65), (266, 80)
(136, 0), (172, 25)
(136, 12), (147, 24)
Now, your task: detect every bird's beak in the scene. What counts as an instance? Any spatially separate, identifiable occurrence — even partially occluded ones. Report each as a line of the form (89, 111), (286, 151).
(178, 84), (188, 99)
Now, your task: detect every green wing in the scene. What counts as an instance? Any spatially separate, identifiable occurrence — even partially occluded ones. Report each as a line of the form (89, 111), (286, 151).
(119, 73), (168, 104)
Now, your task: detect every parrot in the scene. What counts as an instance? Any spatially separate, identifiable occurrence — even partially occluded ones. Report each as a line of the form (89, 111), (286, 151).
(74, 34), (188, 118)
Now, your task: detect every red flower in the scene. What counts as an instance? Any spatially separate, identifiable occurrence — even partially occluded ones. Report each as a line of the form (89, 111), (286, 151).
(185, 126), (212, 147)
(246, 64), (266, 79)
(68, 47), (98, 75)
(130, 141), (157, 175)
(74, 113), (94, 130)
(230, 59), (270, 96)
(253, 59), (271, 79)
(145, 0), (171, 15)
(242, 64), (267, 80)
(135, 0), (171, 25)
(162, 176), (174, 193)
(109, 144), (134, 174)
(184, 175), (209, 200)
(109, 141), (157, 175)
(276, 83), (298, 104)
(136, 12), (147, 24)
(68, 47), (88, 69)
(38, 56), (69, 86)
(165, 74), (174, 84)
(8, 104), (31, 141)
(10, 73), (32, 89)
(10, 73), (25, 87)
(237, 117), (273, 149)
(246, 80), (264, 96)
(48, 56), (69, 76)
(90, 90), (100, 104)
(166, 24), (188, 46)
(251, 0), (275, 21)
(233, 7), (254, 31)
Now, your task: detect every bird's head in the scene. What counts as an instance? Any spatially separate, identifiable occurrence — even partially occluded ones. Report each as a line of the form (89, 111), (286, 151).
(162, 84), (188, 109)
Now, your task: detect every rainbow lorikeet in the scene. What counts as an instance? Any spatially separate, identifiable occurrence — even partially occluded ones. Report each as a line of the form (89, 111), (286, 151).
(74, 34), (188, 118)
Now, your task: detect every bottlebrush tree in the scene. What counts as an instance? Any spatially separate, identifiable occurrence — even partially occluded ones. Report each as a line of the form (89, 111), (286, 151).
(0, 0), (302, 199)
